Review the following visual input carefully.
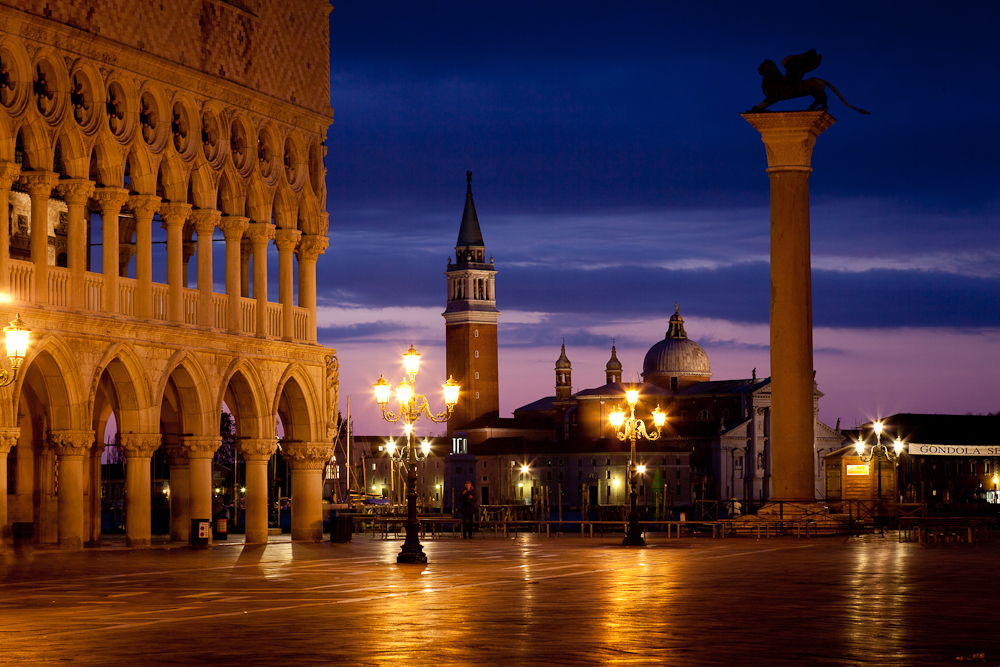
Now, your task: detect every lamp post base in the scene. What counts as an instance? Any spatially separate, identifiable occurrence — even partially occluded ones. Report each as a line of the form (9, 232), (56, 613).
(622, 531), (646, 547)
(622, 489), (645, 546)
(397, 542), (427, 564)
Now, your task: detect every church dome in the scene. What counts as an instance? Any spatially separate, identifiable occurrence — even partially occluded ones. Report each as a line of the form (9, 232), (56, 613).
(641, 306), (712, 382)
(555, 342), (571, 370)
(605, 343), (622, 372)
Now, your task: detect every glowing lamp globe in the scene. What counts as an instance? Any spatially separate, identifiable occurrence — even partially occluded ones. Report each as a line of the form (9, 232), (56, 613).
(397, 379), (413, 405)
(894, 438), (903, 455)
(443, 375), (460, 407)
(373, 375), (391, 406)
(652, 405), (666, 428)
(609, 407), (625, 428)
(403, 345), (421, 375)
(855, 439), (865, 456)
(625, 388), (639, 407)
(4, 314), (29, 369)
(873, 420), (883, 435)
(421, 439), (431, 456)
(520, 464), (529, 474)
(636, 465), (646, 474)
(386, 440), (396, 456)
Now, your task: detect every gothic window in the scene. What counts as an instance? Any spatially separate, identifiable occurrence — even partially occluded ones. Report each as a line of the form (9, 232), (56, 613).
(475, 372), (479, 379)
(697, 410), (712, 421)
(474, 350), (479, 358)
(475, 391), (480, 399)
(474, 329), (479, 337)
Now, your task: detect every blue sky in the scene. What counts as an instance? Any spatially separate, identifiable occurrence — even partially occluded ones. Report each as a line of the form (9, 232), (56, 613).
(317, 1), (1000, 434)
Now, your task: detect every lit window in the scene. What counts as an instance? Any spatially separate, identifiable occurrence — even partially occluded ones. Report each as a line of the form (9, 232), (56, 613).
(475, 391), (480, 399)
(474, 330), (479, 337)
(474, 350), (479, 358)
(475, 372), (480, 379)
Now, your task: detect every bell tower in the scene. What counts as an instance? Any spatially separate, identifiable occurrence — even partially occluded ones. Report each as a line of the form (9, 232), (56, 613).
(444, 172), (500, 436)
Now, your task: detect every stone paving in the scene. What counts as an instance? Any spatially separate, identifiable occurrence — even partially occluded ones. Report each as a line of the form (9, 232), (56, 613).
(0, 533), (998, 666)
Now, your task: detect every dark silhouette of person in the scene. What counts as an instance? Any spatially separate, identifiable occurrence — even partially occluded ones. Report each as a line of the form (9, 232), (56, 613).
(460, 481), (477, 539)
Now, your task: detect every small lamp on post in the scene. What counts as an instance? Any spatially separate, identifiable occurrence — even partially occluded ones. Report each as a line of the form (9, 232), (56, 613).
(608, 384), (666, 546)
(854, 420), (904, 536)
(373, 345), (459, 564)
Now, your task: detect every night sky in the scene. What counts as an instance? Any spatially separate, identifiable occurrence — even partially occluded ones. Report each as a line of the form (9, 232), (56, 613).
(317, 1), (1000, 435)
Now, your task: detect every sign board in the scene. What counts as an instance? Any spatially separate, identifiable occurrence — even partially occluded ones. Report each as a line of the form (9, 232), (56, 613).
(908, 444), (1000, 457)
(846, 464), (869, 476)
(198, 521), (212, 539)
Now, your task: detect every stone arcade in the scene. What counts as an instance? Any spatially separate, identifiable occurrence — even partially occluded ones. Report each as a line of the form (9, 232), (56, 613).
(0, 0), (337, 550)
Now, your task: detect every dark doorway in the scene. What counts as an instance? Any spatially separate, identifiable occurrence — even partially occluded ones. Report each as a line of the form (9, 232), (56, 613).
(481, 486), (489, 505)
(588, 484), (598, 506)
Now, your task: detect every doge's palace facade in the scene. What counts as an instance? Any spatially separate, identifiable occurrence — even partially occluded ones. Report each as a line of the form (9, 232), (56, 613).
(0, 0), (337, 549)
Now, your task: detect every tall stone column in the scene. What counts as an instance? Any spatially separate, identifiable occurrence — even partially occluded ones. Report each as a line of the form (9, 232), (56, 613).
(248, 222), (275, 336)
(164, 442), (191, 542)
(129, 195), (160, 320)
(274, 229), (301, 341)
(182, 241), (195, 288)
(218, 216), (249, 333)
(51, 430), (94, 550)
(0, 428), (19, 551)
(57, 179), (96, 308)
(238, 438), (278, 543)
(0, 162), (22, 296)
(159, 203), (192, 323)
(190, 209), (220, 328)
(296, 235), (328, 343)
(87, 442), (105, 544)
(19, 171), (60, 305)
(119, 434), (160, 548)
(281, 442), (332, 541)
(182, 436), (221, 533)
(743, 110), (835, 503)
(92, 187), (130, 314)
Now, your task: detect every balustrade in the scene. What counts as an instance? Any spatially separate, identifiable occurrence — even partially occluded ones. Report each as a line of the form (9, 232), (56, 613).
(241, 297), (256, 335)
(293, 307), (308, 341)
(119, 278), (136, 317)
(48, 266), (70, 307)
(9, 259), (32, 302)
(213, 293), (228, 330)
(266, 302), (283, 338)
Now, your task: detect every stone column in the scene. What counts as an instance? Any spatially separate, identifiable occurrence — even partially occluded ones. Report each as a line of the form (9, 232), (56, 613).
(248, 222), (275, 336)
(182, 241), (195, 288)
(119, 434), (161, 548)
(164, 443), (191, 542)
(92, 187), (130, 314)
(19, 171), (60, 305)
(0, 162), (22, 296)
(240, 239), (251, 298)
(0, 428), (19, 551)
(743, 110), (834, 503)
(274, 229), (301, 341)
(182, 436), (221, 535)
(190, 209), (220, 328)
(128, 195), (160, 320)
(50, 430), (94, 550)
(87, 441), (105, 544)
(159, 203), (192, 323)
(281, 442), (333, 541)
(238, 438), (278, 543)
(218, 216), (249, 334)
(57, 179), (95, 308)
(296, 234), (328, 343)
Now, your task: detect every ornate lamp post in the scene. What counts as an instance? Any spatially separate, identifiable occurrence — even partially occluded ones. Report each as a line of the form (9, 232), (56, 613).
(608, 386), (666, 546)
(854, 420), (903, 535)
(373, 345), (459, 564)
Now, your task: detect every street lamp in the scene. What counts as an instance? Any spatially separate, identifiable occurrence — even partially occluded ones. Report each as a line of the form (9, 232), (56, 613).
(0, 314), (30, 388)
(608, 385), (666, 546)
(855, 420), (903, 535)
(373, 345), (459, 564)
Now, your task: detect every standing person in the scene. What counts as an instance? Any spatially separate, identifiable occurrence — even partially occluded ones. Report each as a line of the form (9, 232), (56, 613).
(460, 481), (477, 539)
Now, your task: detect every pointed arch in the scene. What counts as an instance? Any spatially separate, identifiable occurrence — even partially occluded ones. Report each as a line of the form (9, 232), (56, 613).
(53, 126), (89, 178)
(245, 173), (273, 224)
(296, 190), (321, 236)
(273, 363), (321, 443)
(90, 341), (156, 434)
(12, 333), (88, 430)
(155, 349), (216, 437)
(273, 181), (297, 230)
(219, 356), (271, 440)
(156, 151), (187, 203)
(216, 165), (245, 216)
(126, 143), (157, 194)
(188, 159), (217, 210)
(88, 132), (124, 187)
(16, 117), (52, 170)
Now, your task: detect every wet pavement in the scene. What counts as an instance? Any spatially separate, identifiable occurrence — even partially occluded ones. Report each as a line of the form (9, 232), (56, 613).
(0, 533), (997, 666)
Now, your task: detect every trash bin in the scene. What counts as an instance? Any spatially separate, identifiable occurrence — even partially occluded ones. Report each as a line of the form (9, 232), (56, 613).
(191, 518), (211, 547)
(330, 513), (353, 543)
(213, 516), (228, 540)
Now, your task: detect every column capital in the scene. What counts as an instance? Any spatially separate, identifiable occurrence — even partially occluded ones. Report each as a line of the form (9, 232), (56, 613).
(280, 441), (333, 470)
(295, 234), (329, 262)
(180, 435), (222, 459)
(247, 221), (276, 246)
(741, 110), (836, 171)
(56, 178), (96, 206)
(0, 161), (21, 190)
(159, 202), (193, 228)
(49, 430), (95, 458)
(128, 193), (161, 222)
(238, 438), (279, 462)
(274, 228), (302, 252)
(92, 186), (130, 213)
(0, 427), (20, 454)
(218, 215), (250, 241)
(119, 433), (161, 459)
(18, 170), (60, 196)
(162, 442), (189, 465)
(189, 208), (221, 236)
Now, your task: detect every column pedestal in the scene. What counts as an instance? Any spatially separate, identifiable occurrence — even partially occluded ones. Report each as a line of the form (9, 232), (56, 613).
(742, 110), (835, 503)
(119, 434), (161, 548)
(281, 442), (332, 541)
(239, 438), (278, 543)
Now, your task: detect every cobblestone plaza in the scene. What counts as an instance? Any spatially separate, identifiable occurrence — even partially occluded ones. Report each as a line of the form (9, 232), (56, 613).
(1, 534), (997, 665)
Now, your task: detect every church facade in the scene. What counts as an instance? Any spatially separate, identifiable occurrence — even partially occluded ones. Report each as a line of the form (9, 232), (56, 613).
(0, 0), (337, 551)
